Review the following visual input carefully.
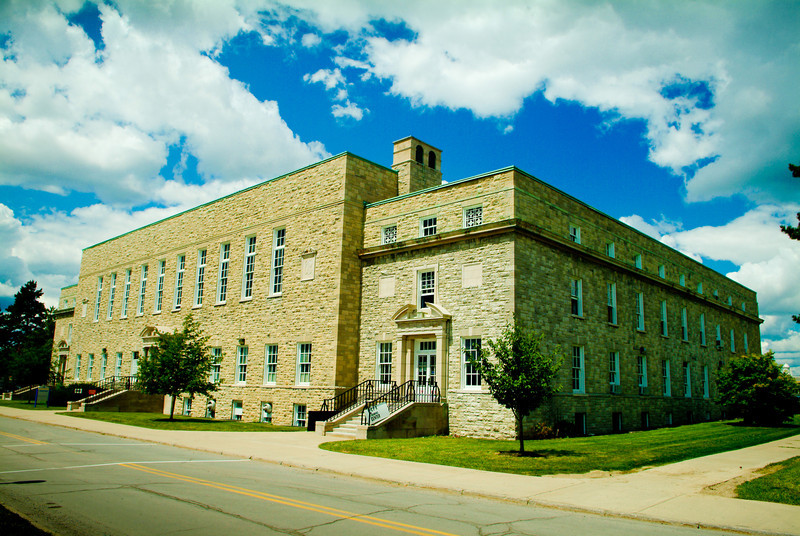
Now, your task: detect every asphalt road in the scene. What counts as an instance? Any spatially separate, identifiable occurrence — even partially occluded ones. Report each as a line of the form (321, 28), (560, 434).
(0, 416), (738, 536)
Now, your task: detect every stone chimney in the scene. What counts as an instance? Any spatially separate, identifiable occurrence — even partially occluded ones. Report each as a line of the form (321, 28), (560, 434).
(392, 136), (442, 195)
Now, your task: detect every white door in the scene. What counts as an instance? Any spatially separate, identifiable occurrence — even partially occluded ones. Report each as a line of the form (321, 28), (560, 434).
(130, 352), (139, 376)
(415, 340), (436, 398)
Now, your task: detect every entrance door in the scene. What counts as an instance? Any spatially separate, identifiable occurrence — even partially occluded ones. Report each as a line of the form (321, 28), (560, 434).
(415, 340), (436, 399)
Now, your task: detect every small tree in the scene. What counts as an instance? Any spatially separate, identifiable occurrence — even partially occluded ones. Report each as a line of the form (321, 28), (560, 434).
(137, 314), (217, 420)
(471, 320), (562, 454)
(717, 352), (800, 426)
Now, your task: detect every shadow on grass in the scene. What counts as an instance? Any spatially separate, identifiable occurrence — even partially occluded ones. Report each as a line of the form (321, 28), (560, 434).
(724, 420), (800, 429)
(497, 449), (576, 458)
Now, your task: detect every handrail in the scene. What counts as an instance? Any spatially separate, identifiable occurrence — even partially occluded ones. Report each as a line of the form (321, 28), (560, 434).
(320, 379), (396, 421)
(92, 375), (139, 392)
(361, 379), (440, 425)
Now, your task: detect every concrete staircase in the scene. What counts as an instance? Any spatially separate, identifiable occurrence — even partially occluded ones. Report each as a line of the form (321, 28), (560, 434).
(326, 413), (365, 439)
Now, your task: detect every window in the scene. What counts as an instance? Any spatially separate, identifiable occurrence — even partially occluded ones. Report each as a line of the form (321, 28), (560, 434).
(236, 346), (248, 384)
(131, 351), (139, 376)
(100, 351), (107, 379)
(87, 353), (94, 380)
(174, 254), (185, 309)
(381, 225), (397, 244)
(418, 270), (435, 309)
(607, 283), (617, 324)
(271, 229), (285, 295)
(572, 346), (585, 393)
(641, 412), (650, 429)
(463, 338), (481, 388)
(575, 412), (587, 436)
(658, 265), (665, 278)
(106, 273), (116, 320)
(155, 260), (165, 313)
(681, 308), (688, 341)
(637, 355), (648, 394)
(662, 359), (671, 397)
(293, 404), (307, 427)
(415, 144), (424, 163)
(231, 400), (243, 421)
(609, 352), (620, 389)
(420, 216), (437, 237)
(94, 276), (103, 322)
(569, 224), (581, 244)
(730, 329), (735, 352)
(242, 236), (257, 299)
(634, 254), (642, 269)
(137, 265), (148, 315)
(703, 366), (710, 399)
(121, 269), (131, 318)
(261, 402), (272, 423)
(684, 362), (691, 398)
(697, 282), (703, 294)
(727, 295), (733, 306)
(211, 348), (222, 383)
(67, 323), (72, 344)
(699, 314), (706, 345)
(217, 243), (230, 303)
(660, 300), (668, 337)
(74, 354), (81, 380)
(606, 242), (615, 258)
(297, 343), (312, 385)
(679, 274), (686, 287)
(428, 150), (436, 169)
(377, 342), (392, 385)
(464, 206), (483, 228)
(713, 289), (719, 299)
(715, 325), (722, 348)
(744, 332), (749, 353)
(194, 249), (206, 307)
(115, 352), (122, 378)
(264, 345), (278, 384)
(569, 279), (583, 316)
(183, 397), (192, 416)
(635, 292), (645, 331)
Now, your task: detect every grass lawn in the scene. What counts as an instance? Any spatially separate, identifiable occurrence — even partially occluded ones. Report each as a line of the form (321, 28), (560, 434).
(321, 417), (800, 477)
(0, 400), (67, 411)
(736, 456), (800, 506)
(58, 411), (305, 432)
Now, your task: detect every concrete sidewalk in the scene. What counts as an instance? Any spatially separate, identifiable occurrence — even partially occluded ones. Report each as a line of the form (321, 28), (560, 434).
(2, 407), (798, 535)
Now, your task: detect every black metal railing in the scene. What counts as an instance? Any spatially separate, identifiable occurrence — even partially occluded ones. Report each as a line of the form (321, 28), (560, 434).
(92, 375), (139, 392)
(320, 379), (395, 421)
(361, 379), (440, 426)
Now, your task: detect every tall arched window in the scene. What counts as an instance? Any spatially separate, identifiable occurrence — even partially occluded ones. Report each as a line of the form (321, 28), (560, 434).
(415, 145), (424, 163)
(428, 151), (436, 169)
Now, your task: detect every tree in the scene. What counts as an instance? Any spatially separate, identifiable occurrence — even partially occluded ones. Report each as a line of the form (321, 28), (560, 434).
(0, 281), (55, 389)
(717, 352), (800, 426)
(137, 314), (217, 420)
(471, 320), (563, 454)
(780, 163), (800, 323)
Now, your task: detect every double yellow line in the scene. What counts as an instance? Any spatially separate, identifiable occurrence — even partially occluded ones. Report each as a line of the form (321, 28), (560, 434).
(0, 430), (48, 445)
(121, 463), (459, 536)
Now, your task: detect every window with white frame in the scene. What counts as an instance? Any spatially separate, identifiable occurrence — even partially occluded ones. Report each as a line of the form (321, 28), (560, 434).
(464, 206), (483, 228)
(231, 400), (243, 420)
(261, 401), (272, 423)
(572, 346), (585, 393)
(137, 265), (148, 315)
(683, 362), (691, 397)
(679, 274), (686, 286)
(121, 269), (131, 318)
(699, 313), (706, 345)
(703, 365), (710, 399)
(569, 224), (581, 244)
(236, 346), (248, 384)
(658, 265), (665, 278)
(744, 332), (749, 352)
(183, 397), (192, 416)
(381, 224), (397, 244)
(242, 236), (257, 299)
(637, 355), (648, 394)
(154, 260), (165, 313)
(607, 283), (617, 324)
(271, 228), (285, 295)
(377, 342), (392, 385)
(107, 273), (116, 320)
(217, 243), (230, 303)
(100, 351), (107, 379)
(94, 276), (103, 322)
(115, 352), (122, 378)
(293, 404), (307, 427)
(730, 329), (735, 352)
(74, 354), (81, 380)
(264, 344), (278, 384)
(606, 242), (615, 258)
(660, 300), (668, 337)
(87, 353), (94, 380)
(297, 343), (311, 385)
(662, 359), (671, 397)
(635, 292), (645, 331)
(697, 282), (703, 294)
(194, 249), (206, 307)
(463, 338), (481, 388)
(609, 352), (620, 387)
(174, 254), (185, 309)
(570, 279), (583, 316)
(715, 324), (722, 348)
(418, 269), (435, 309)
(681, 308), (688, 341)
(420, 216), (437, 237)
(211, 347), (222, 383)
(634, 254), (642, 269)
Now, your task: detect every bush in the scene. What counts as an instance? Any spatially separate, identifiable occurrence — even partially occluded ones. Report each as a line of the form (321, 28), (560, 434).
(717, 352), (800, 425)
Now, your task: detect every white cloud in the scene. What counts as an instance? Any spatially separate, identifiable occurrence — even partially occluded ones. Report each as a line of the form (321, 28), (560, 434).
(303, 67), (366, 120)
(301, 33), (321, 48)
(331, 101), (366, 120)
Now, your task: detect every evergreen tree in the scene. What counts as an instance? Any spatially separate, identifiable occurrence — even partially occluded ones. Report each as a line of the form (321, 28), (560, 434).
(0, 281), (54, 389)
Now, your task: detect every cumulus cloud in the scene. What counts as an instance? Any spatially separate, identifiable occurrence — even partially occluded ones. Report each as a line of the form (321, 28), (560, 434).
(303, 67), (368, 120)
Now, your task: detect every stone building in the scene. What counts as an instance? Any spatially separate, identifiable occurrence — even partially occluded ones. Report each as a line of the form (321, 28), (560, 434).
(52, 136), (762, 437)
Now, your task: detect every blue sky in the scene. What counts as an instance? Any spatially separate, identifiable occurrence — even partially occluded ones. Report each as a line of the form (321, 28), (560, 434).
(1, 0), (798, 372)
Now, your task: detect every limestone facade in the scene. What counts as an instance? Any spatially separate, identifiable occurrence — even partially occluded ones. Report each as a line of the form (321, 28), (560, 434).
(53, 137), (761, 436)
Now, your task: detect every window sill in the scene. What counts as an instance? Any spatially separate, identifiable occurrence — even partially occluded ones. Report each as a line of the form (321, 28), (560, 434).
(192, 305), (202, 310)
(636, 328), (646, 333)
(456, 387), (486, 393)
(171, 308), (181, 313)
(153, 311), (161, 315)
(571, 314), (584, 320)
(214, 301), (226, 307)
(268, 293), (283, 299)
(607, 322), (618, 328)
(572, 390), (587, 395)
(239, 297), (253, 303)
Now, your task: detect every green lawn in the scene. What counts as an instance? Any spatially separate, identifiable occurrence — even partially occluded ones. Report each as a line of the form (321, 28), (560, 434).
(736, 456), (800, 506)
(58, 411), (305, 432)
(321, 417), (800, 477)
(0, 400), (67, 411)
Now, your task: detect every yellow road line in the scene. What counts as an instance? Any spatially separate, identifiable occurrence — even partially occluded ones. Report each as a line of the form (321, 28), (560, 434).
(122, 463), (459, 536)
(0, 430), (48, 445)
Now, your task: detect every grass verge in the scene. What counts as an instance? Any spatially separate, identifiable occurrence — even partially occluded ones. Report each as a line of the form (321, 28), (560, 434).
(736, 456), (800, 506)
(57, 411), (304, 432)
(321, 417), (800, 477)
(0, 400), (67, 411)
